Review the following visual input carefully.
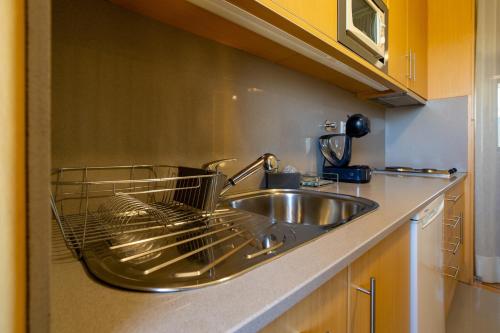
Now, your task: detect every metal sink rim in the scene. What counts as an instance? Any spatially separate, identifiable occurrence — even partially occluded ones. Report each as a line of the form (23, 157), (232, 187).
(220, 188), (379, 228)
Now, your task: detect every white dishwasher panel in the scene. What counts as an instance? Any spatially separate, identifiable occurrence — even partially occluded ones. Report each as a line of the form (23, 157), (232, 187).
(410, 195), (445, 333)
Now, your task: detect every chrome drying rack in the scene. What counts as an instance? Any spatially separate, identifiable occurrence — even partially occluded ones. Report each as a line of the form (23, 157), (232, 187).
(50, 165), (227, 257)
(50, 165), (299, 291)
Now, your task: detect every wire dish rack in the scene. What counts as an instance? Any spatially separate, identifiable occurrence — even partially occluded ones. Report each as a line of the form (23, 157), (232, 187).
(50, 165), (312, 291)
(51, 165), (226, 258)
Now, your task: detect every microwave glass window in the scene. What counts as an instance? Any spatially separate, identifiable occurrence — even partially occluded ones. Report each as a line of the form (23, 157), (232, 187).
(351, 0), (378, 43)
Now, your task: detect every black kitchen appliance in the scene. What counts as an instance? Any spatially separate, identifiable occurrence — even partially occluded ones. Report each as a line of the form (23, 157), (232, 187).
(319, 114), (372, 183)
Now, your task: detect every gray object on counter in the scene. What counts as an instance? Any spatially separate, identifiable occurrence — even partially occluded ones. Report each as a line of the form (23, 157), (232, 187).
(265, 172), (301, 189)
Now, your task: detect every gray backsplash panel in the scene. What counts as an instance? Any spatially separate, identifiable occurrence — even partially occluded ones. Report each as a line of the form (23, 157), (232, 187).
(52, 0), (385, 193)
(385, 96), (468, 171)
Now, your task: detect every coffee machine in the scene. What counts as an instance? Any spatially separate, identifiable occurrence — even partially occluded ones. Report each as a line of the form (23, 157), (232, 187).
(319, 114), (372, 183)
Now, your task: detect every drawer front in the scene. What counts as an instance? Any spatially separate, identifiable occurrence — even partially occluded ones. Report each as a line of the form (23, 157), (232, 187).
(443, 182), (465, 246)
(444, 182), (464, 213)
(442, 181), (465, 316)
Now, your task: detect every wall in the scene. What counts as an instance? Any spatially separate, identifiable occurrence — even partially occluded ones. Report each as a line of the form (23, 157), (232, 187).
(0, 0), (25, 332)
(385, 97), (468, 171)
(51, 0), (385, 193)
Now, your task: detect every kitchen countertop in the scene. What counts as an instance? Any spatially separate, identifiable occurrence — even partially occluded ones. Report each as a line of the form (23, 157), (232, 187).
(50, 173), (466, 333)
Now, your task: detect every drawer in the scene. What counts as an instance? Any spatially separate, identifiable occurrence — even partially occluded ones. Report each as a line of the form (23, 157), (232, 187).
(443, 247), (461, 316)
(444, 182), (465, 213)
(443, 212), (462, 244)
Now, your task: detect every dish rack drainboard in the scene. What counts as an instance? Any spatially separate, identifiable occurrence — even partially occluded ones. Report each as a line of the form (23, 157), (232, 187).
(51, 165), (296, 291)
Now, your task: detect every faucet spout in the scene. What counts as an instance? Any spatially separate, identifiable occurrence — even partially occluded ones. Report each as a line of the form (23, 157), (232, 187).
(220, 153), (279, 195)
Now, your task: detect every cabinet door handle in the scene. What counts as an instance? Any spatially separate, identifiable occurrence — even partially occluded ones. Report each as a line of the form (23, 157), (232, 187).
(355, 277), (376, 333)
(443, 265), (460, 279)
(413, 52), (417, 81)
(445, 215), (463, 229)
(407, 50), (412, 80)
(445, 193), (463, 203)
(443, 238), (461, 254)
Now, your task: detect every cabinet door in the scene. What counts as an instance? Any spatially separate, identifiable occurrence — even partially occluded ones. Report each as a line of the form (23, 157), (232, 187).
(349, 223), (410, 333)
(387, 0), (409, 86)
(408, 0), (428, 98)
(258, 0), (338, 42)
(428, 0), (474, 99)
(260, 268), (348, 333)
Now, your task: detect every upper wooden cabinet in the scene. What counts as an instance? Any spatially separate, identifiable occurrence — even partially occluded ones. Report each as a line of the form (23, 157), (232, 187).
(258, 0), (338, 43)
(427, 0), (475, 99)
(112, 0), (409, 100)
(408, 0), (428, 97)
(387, 0), (409, 86)
(387, 0), (428, 98)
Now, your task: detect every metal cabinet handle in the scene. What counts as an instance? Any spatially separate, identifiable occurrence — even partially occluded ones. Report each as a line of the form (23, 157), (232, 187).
(445, 214), (463, 229)
(407, 50), (412, 80)
(445, 193), (463, 203)
(355, 277), (376, 333)
(443, 265), (460, 279)
(443, 238), (461, 254)
(413, 52), (416, 81)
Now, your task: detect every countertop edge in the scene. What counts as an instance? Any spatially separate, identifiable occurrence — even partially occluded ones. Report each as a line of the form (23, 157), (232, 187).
(234, 174), (466, 333)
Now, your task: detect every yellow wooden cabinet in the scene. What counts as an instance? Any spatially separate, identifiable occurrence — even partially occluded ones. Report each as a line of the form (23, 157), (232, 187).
(260, 268), (348, 333)
(349, 223), (410, 333)
(258, 0), (338, 43)
(407, 0), (428, 97)
(387, 0), (409, 86)
(427, 0), (475, 99)
(261, 223), (410, 333)
(387, 0), (428, 98)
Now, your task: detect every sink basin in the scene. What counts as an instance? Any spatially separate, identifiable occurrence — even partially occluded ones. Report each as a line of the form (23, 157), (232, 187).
(82, 189), (378, 292)
(221, 189), (378, 228)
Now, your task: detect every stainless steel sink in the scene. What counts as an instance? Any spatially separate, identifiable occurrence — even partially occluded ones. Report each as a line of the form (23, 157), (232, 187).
(221, 189), (378, 228)
(81, 189), (377, 292)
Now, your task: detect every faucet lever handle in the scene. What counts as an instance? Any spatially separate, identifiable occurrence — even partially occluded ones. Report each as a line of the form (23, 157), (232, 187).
(202, 158), (237, 172)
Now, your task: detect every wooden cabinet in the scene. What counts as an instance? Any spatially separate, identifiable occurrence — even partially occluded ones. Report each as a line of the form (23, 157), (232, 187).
(258, 0), (338, 43)
(427, 0), (475, 99)
(261, 223), (410, 333)
(387, 0), (428, 98)
(387, 0), (409, 86)
(112, 0), (409, 99)
(443, 181), (465, 316)
(407, 0), (427, 97)
(349, 223), (410, 333)
(260, 268), (348, 333)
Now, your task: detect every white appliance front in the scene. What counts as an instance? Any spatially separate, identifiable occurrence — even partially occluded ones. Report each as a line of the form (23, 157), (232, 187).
(410, 195), (445, 333)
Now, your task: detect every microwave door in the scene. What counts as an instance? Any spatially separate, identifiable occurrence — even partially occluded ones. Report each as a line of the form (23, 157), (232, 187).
(346, 0), (385, 58)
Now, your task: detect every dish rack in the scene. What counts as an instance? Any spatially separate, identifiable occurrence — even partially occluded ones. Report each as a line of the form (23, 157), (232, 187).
(51, 164), (306, 291)
(51, 165), (227, 258)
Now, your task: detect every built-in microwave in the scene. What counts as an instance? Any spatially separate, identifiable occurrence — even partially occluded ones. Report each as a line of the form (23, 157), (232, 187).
(338, 0), (388, 71)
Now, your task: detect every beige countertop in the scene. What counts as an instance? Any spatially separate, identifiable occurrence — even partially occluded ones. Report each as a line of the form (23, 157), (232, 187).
(50, 173), (465, 333)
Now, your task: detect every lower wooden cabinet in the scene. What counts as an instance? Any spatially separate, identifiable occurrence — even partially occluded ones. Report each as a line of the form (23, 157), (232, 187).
(443, 181), (465, 316)
(349, 223), (410, 333)
(261, 223), (410, 333)
(260, 268), (348, 333)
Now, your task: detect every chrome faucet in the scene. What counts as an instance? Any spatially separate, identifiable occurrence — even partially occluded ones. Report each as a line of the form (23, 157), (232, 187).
(203, 153), (279, 195)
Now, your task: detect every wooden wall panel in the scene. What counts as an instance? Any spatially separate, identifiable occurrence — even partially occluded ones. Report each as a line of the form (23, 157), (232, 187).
(0, 0), (26, 332)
